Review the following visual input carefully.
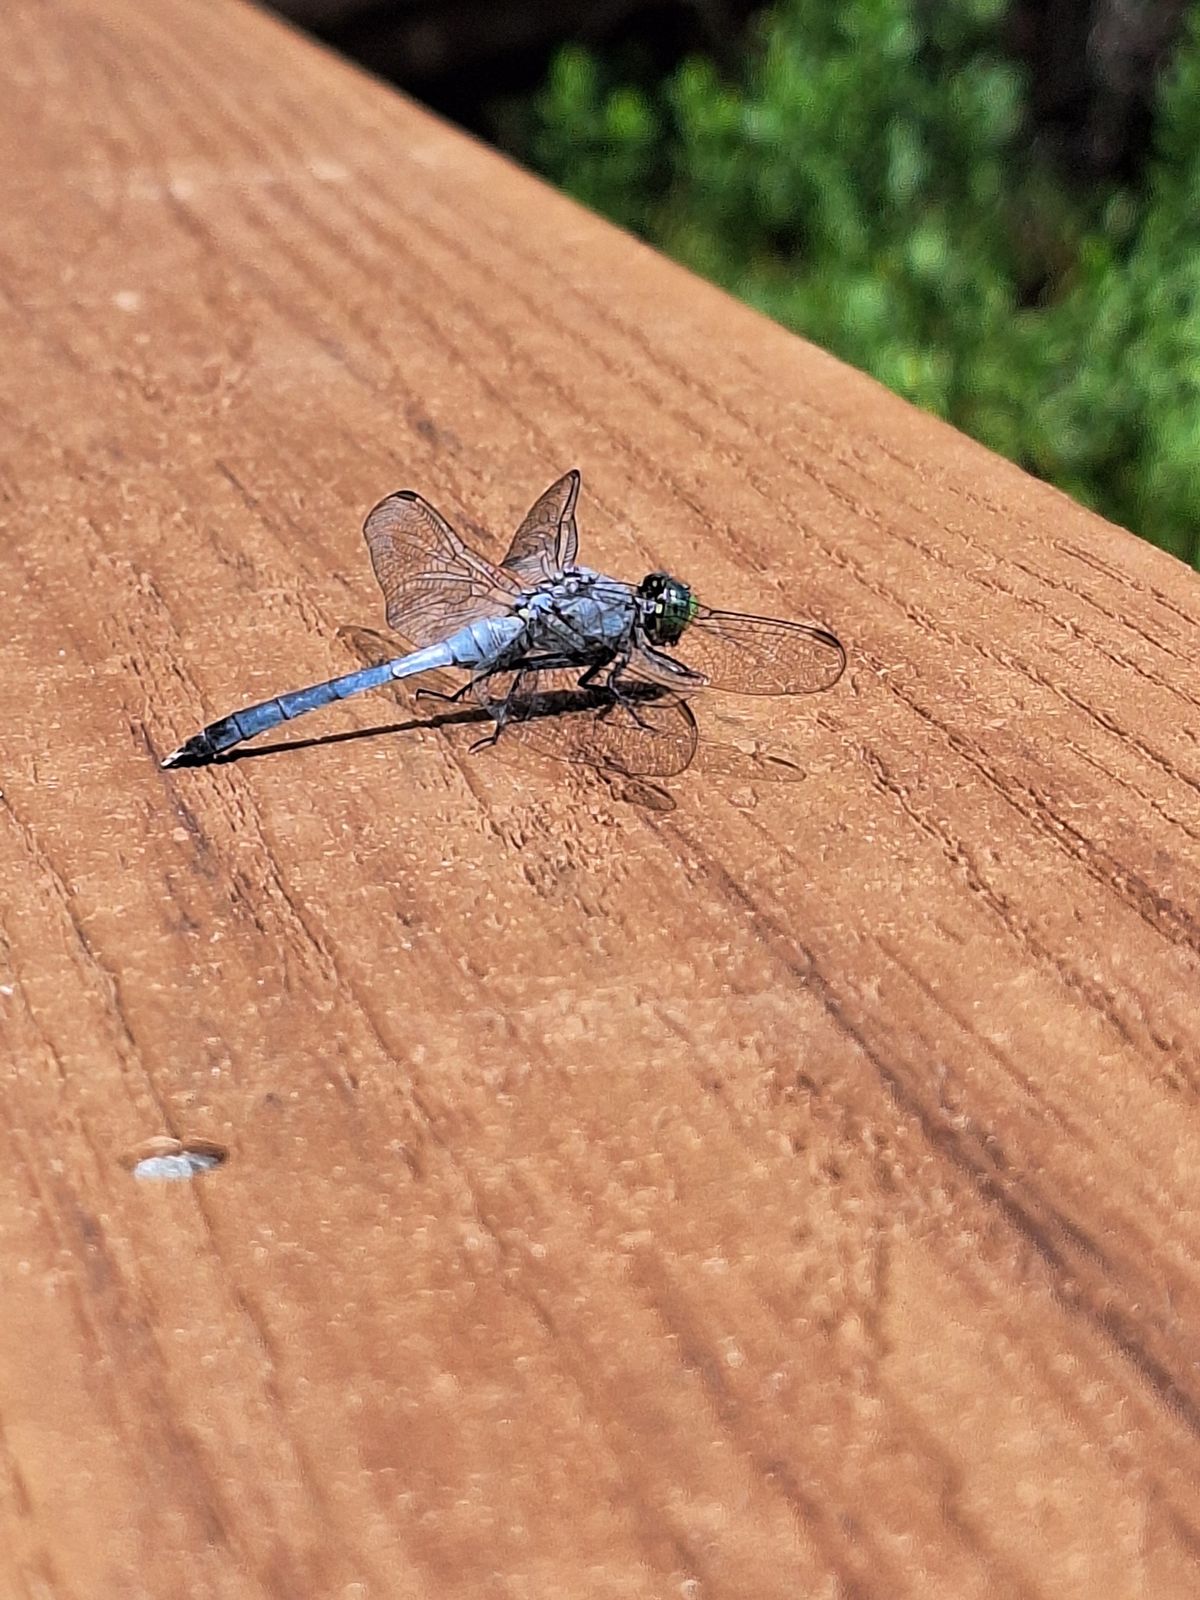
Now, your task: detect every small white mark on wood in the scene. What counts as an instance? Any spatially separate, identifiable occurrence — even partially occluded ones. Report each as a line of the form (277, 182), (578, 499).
(309, 159), (349, 183)
(123, 1136), (228, 1181)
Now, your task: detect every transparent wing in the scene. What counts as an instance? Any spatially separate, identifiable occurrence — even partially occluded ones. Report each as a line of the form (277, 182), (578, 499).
(651, 608), (846, 696)
(622, 641), (708, 694)
(501, 470), (581, 583)
(479, 666), (698, 778)
(363, 490), (520, 648)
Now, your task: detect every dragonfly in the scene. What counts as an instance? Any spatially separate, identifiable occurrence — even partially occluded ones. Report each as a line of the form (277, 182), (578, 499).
(161, 470), (846, 777)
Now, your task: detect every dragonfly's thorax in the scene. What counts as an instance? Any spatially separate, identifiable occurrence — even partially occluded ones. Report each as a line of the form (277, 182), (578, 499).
(518, 567), (638, 658)
(637, 572), (697, 646)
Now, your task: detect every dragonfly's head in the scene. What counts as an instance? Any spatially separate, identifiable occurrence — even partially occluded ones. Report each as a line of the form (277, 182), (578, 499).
(637, 572), (698, 647)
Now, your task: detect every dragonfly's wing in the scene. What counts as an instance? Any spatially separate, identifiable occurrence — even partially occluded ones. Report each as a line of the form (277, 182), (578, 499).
(363, 490), (520, 648)
(652, 608), (846, 696)
(478, 667), (698, 778)
(338, 630), (792, 789)
(622, 642), (708, 695)
(501, 470), (581, 583)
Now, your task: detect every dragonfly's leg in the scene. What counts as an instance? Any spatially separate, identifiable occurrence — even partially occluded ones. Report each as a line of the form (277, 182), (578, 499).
(622, 701), (656, 733)
(602, 657), (670, 733)
(502, 652), (579, 673)
(603, 654), (635, 694)
(465, 655), (591, 749)
(466, 668), (521, 754)
(575, 651), (616, 690)
(433, 655), (566, 709)
(465, 660), (538, 754)
(602, 656), (645, 711)
(414, 681), (474, 706)
(416, 657), (539, 708)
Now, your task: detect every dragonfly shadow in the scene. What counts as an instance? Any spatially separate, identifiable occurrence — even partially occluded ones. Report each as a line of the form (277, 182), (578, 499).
(210, 702), (490, 764)
(207, 683), (650, 767)
(213, 665), (808, 805)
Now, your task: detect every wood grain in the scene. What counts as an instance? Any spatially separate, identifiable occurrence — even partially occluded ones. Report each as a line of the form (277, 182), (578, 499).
(2, 1), (1199, 1595)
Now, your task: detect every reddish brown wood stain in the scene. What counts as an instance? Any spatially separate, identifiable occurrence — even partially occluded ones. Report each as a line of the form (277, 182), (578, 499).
(2, 1), (1199, 1595)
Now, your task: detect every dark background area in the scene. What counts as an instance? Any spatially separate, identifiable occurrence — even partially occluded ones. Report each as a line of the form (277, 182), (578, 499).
(276, 2), (759, 135)
(276, 0), (1189, 183)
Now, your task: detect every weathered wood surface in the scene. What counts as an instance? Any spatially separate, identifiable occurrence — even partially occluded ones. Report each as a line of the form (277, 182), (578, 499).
(2, 1), (1199, 1595)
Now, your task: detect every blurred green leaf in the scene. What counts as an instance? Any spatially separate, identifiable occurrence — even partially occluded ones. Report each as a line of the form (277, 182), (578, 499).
(518, 0), (1200, 567)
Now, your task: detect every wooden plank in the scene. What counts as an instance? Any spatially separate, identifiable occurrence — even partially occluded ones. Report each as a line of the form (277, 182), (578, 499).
(2, 1), (1199, 1595)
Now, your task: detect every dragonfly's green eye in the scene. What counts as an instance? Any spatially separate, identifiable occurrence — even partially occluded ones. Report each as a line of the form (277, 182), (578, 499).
(637, 572), (698, 646)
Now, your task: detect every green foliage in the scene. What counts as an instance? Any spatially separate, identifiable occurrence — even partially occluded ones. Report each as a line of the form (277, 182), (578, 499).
(525, 1), (1200, 565)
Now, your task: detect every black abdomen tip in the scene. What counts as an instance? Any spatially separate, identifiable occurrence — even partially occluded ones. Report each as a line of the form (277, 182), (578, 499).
(161, 729), (219, 768)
